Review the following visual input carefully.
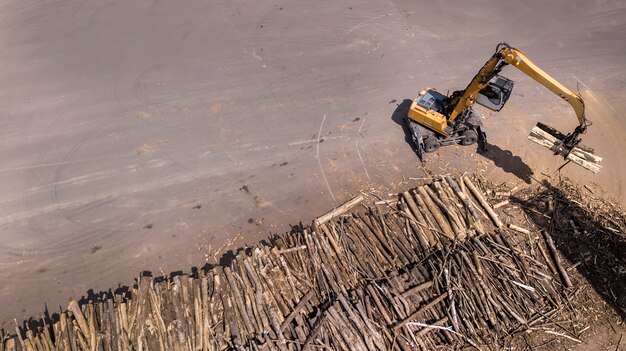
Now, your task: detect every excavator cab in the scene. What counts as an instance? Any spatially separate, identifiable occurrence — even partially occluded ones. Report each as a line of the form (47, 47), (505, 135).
(476, 75), (515, 111)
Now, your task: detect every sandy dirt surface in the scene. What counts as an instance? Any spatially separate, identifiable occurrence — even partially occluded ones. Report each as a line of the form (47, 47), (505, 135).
(0, 0), (624, 335)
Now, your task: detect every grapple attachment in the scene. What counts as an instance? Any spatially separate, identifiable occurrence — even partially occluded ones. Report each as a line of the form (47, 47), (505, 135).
(528, 122), (602, 173)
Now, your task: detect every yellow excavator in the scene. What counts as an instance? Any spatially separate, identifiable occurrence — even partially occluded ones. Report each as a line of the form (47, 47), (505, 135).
(406, 42), (602, 173)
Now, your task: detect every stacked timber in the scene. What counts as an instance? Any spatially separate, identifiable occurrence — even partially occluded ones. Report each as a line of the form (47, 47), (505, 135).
(1, 175), (574, 350)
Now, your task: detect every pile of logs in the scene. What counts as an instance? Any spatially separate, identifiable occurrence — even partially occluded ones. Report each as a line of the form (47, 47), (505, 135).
(1, 175), (575, 350)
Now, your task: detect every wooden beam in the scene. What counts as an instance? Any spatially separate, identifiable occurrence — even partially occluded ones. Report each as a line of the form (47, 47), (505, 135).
(315, 195), (364, 225)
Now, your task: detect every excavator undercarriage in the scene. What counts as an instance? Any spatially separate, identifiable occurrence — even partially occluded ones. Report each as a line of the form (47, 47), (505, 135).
(406, 105), (486, 159)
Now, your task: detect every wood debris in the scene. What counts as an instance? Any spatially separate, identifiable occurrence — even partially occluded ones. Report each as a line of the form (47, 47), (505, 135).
(3, 174), (622, 350)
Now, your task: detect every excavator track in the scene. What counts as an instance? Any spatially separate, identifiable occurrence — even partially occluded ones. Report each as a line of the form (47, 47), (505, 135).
(406, 117), (484, 162)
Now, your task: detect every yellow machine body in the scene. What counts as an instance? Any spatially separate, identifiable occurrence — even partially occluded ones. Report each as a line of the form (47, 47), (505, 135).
(407, 89), (450, 136)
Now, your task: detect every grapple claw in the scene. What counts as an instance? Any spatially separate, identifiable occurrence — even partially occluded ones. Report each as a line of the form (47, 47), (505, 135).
(528, 122), (602, 173)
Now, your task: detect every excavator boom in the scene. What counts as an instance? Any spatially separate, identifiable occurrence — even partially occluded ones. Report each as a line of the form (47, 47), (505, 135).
(406, 43), (601, 173)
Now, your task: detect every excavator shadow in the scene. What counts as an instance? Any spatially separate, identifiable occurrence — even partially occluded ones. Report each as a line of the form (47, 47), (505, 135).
(391, 99), (423, 160)
(510, 182), (626, 321)
(478, 142), (534, 184)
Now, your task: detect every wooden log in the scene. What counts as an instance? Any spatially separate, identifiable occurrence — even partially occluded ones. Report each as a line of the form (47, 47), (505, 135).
(337, 224), (380, 278)
(257, 248), (292, 317)
(68, 300), (91, 350)
(492, 288), (526, 325)
(301, 307), (328, 351)
(42, 321), (54, 351)
(508, 224), (530, 235)
(316, 232), (351, 290)
(463, 177), (503, 228)
(414, 316), (450, 337)
(181, 275), (197, 347)
(417, 187), (455, 240)
(373, 206), (390, 243)
(349, 217), (395, 269)
(380, 213), (419, 269)
(351, 293), (387, 351)
(264, 301), (288, 351)
(52, 320), (61, 351)
(319, 223), (344, 257)
(274, 245), (304, 302)
(325, 319), (353, 351)
(325, 304), (368, 351)
(367, 209), (413, 266)
(493, 200), (509, 209)
(210, 270), (229, 351)
(445, 176), (479, 222)
(310, 235), (345, 294)
(223, 267), (256, 338)
(280, 290), (314, 332)
(425, 185), (467, 239)
(236, 254), (265, 339)
(168, 279), (187, 350)
(393, 292), (449, 330)
(412, 191), (443, 237)
(400, 193), (431, 250)
(215, 267), (241, 349)
(315, 195), (364, 225)
(191, 279), (203, 350)
(542, 230), (572, 288)
(147, 285), (167, 351)
(387, 275), (413, 318)
(459, 252), (498, 326)
(278, 245), (307, 254)
(27, 330), (42, 351)
(60, 327), (73, 351)
(130, 276), (152, 346)
(384, 214), (417, 264)
(107, 298), (119, 351)
(242, 257), (273, 337)
(404, 193), (439, 248)
(200, 276), (215, 351)
(4, 339), (15, 351)
(336, 294), (377, 351)
(401, 281), (433, 298)
(438, 177), (461, 204)
(365, 285), (393, 326)
(74, 320), (89, 351)
(388, 213), (424, 258)
(433, 181), (468, 227)
(87, 304), (97, 351)
(356, 213), (397, 263)
(567, 147), (602, 173)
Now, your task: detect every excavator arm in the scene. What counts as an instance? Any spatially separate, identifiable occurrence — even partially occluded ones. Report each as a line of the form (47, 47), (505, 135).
(449, 43), (586, 128)
(447, 43), (510, 123)
(501, 47), (586, 129)
(447, 43), (600, 172)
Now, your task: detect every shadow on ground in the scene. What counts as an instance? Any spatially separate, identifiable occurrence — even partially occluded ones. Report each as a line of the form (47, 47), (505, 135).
(391, 99), (421, 158)
(511, 181), (626, 320)
(479, 143), (534, 184)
